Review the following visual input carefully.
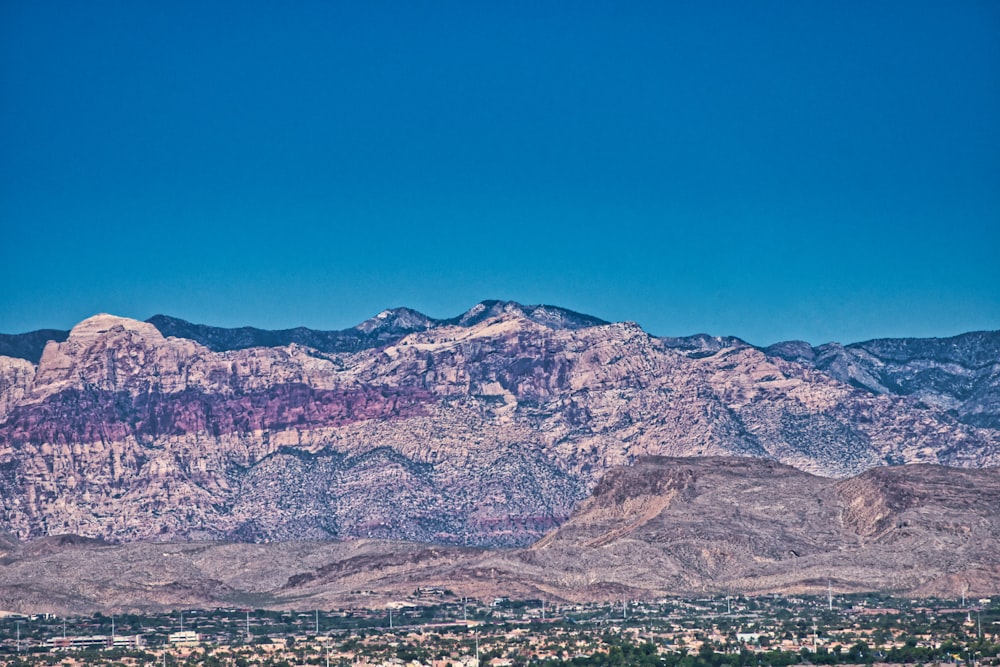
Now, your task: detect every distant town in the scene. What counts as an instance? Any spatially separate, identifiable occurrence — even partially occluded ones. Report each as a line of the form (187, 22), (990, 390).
(0, 592), (996, 666)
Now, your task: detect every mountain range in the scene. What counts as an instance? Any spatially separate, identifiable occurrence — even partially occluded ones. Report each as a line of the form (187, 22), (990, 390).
(1, 301), (998, 550)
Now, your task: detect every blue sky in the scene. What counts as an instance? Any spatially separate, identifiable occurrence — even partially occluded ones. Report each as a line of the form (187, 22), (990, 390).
(2, 1), (998, 345)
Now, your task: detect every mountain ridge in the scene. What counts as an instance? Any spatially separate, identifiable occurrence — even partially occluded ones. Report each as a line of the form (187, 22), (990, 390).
(4, 306), (997, 434)
(0, 301), (610, 364)
(4, 301), (994, 361)
(1, 303), (997, 547)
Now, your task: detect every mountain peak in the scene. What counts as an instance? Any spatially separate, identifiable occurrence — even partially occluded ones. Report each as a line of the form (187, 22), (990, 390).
(355, 307), (436, 334)
(452, 300), (608, 330)
(68, 314), (162, 342)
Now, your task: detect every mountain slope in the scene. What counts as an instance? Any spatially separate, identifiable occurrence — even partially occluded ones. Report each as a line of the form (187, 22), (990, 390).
(4, 308), (995, 434)
(766, 330), (1000, 429)
(521, 457), (1000, 599)
(0, 457), (996, 614)
(0, 305), (997, 546)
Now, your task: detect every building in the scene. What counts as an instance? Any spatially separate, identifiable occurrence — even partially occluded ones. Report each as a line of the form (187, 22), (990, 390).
(168, 630), (200, 646)
(44, 634), (141, 651)
(111, 634), (144, 649)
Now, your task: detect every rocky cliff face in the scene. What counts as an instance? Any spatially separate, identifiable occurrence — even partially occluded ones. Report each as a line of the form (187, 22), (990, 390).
(0, 304), (997, 546)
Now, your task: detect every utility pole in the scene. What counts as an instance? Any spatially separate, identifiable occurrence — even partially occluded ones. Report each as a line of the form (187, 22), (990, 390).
(16, 621), (20, 653)
(246, 610), (250, 638)
(315, 609), (319, 635)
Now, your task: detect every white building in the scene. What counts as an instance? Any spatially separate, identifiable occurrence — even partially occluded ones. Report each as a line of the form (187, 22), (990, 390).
(168, 630), (199, 646)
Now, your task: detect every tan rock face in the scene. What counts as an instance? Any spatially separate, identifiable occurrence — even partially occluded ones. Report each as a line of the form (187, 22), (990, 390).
(28, 314), (347, 403)
(0, 356), (34, 422)
(0, 311), (997, 546)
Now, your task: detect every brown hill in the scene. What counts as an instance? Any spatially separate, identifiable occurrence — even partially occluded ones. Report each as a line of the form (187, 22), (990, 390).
(0, 457), (996, 614)
(522, 457), (1000, 598)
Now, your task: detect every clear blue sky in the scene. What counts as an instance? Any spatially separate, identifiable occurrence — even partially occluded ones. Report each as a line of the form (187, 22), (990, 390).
(2, 1), (998, 346)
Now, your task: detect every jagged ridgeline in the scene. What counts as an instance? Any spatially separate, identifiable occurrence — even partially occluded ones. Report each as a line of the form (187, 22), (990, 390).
(0, 301), (998, 545)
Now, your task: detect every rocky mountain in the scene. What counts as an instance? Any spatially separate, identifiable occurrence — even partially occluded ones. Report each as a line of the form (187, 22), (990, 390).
(766, 331), (1000, 429)
(0, 302), (997, 547)
(7, 310), (996, 431)
(2, 301), (605, 363)
(0, 457), (996, 614)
